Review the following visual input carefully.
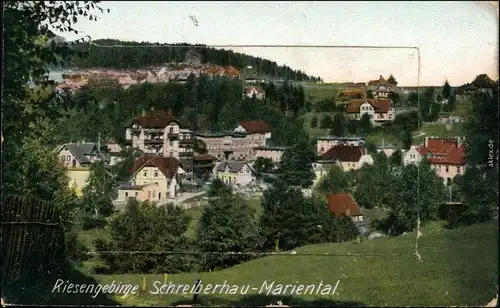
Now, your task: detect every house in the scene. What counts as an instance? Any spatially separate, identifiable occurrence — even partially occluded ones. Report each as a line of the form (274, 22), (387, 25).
(367, 75), (397, 98)
(234, 121), (272, 139)
(57, 142), (106, 197)
(125, 109), (194, 174)
(316, 136), (365, 155)
(193, 154), (218, 180)
(347, 99), (395, 125)
(213, 160), (256, 187)
(223, 66), (240, 78)
(321, 144), (374, 171)
(244, 86), (265, 100)
(403, 137), (466, 185)
(115, 155), (184, 205)
(253, 145), (287, 164)
(58, 142), (104, 168)
(327, 193), (364, 225)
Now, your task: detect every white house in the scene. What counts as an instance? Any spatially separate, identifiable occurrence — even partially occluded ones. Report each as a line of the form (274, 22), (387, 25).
(403, 145), (427, 166)
(213, 160), (257, 187)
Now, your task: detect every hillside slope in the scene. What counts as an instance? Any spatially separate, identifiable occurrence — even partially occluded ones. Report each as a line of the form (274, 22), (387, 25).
(86, 221), (498, 307)
(64, 39), (321, 81)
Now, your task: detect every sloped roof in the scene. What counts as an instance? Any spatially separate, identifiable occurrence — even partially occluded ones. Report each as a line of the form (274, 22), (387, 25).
(215, 160), (251, 173)
(426, 138), (459, 155)
(322, 144), (365, 162)
(427, 145), (466, 165)
(327, 193), (363, 217)
(60, 143), (99, 164)
(238, 121), (272, 133)
(130, 110), (190, 129)
(471, 74), (496, 89)
(368, 75), (387, 86)
(347, 99), (392, 113)
(129, 156), (180, 179)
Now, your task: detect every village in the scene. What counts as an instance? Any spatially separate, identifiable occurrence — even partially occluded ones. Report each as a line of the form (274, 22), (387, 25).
(54, 70), (497, 236)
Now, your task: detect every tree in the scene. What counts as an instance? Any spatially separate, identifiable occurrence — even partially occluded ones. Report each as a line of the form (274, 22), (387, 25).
(277, 140), (316, 188)
(407, 91), (419, 107)
(387, 74), (398, 86)
(402, 129), (413, 150)
(310, 115), (318, 128)
(389, 149), (403, 167)
(347, 119), (358, 135)
(207, 178), (232, 198)
(315, 165), (350, 195)
(330, 113), (346, 136)
(320, 114), (334, 129)
(376, 162), (444, 235)
(463, 89), (498, 169)
(388, 91), (401, 106)
(196, 193), (259, 271)
(358, 113), (373, 134)
(366, 91), (374, 99)
(353, 161), (395, 209)
(1, 2), (110, 287)
(450, 167), (498, 227)
(253, 157), (275, 174)
(94, 200), (194, 274)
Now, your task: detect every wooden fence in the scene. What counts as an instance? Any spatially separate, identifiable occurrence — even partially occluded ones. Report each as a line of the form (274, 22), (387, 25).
(1, 195), (67, 289)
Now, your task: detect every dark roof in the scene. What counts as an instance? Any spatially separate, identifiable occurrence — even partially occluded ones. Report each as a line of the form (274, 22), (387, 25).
(327, 194), (363, 217)
(130, 110), (191, 129)
(194, 154), (217, 161)
(215, 160), (253, 173)
(347, 99), (392, 113)
(59, 143), (100, 164)
(322, 144), (365, 162)
(129, 156), (180, 179)
(254, 145), (288, 151)
(238, 121), (272, 134)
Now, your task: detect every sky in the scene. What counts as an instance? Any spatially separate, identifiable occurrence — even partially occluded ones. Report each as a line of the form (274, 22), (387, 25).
(55, 1), (499, 86)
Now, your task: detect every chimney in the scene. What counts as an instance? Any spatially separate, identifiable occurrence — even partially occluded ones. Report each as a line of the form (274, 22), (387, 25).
(424, 136), (429, 148)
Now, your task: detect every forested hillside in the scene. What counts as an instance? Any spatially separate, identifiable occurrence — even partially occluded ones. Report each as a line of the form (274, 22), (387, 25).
(55, 76), (310, 146)
(65, 39), (322, 81)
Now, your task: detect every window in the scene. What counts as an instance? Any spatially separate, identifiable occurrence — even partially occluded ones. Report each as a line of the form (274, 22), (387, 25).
(143, 171), (147, 177)
(445, 166), (449, 173)
(67, 155), (71, 161)
(152, 191), (156, 198)
(154, 171), (158, 177)
(125, 192), (128, 197)
(135, 192), (138, 197)
(158, 192), (161, 200)
(148, 191), (151, 198)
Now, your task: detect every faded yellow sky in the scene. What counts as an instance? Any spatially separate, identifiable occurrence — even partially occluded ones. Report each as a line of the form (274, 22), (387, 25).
(57, 1), (498, 86)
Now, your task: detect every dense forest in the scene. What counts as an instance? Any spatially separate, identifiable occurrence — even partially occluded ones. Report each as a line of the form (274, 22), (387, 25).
(55, 75), (310, 146)
(64, 39), (322, 82)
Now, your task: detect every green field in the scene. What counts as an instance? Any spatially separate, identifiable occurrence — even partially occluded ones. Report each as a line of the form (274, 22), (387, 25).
(303, 84), (342, 101)
(78, 220), (497, 306)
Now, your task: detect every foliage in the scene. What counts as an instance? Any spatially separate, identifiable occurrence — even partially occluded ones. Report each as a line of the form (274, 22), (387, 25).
(312, 98), (338, 112)
(310, 115), (318, 128)
(407, 91), (418, 107)
(391, 110), (421, 132)
(196, 193), (259, 271)
(402, 129), (413, 150)
(94, 199), (194, 274)
(320, 114), (333, 129)
(330, 113), (346, 136)
(270, 118), (309, 147)
(388, 91), (401, 106)
(253, 157), (275, 173)
(358, 113), (373, 134)
(419, 88), (440, 122)
(346, 119), (359, 135)
(387, 74), (398, 86)
(277, 140), (316, 188)
(442, 80), (451, 99)
(207, 178), (232, 198)
(376, 162), (444, 235)
(315, 166), (351, 195)
(449, 167), (498, 228)
(353, 158), (396, 209)
(389, 149), (403, 166)
(463, 89), (498, 169)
